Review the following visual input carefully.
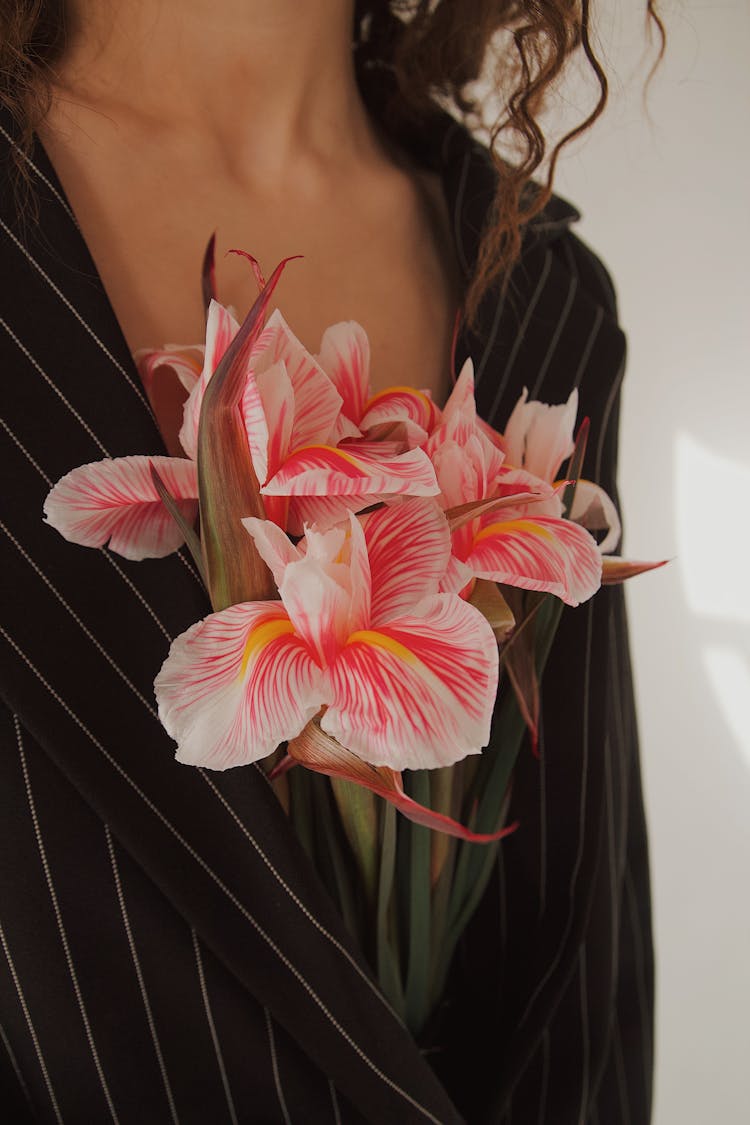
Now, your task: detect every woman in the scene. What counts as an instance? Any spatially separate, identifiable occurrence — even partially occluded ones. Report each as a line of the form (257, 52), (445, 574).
(0, 1), (658, 1121)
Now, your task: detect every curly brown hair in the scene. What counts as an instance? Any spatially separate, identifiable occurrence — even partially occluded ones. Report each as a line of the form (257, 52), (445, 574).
(0, 0), (664, 323)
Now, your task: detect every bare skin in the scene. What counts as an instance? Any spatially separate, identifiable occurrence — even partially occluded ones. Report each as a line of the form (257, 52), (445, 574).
(40, 0), (461, 455)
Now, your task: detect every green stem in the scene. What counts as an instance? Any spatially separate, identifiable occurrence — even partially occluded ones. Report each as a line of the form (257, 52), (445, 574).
(404, 772), (432, 1036)
(376, 803), (405, 1020)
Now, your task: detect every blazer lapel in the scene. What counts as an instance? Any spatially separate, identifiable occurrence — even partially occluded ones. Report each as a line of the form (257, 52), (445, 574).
(0, 116), (462, 1125)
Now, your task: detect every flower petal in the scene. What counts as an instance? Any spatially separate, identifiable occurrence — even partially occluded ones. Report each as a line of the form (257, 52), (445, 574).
(316, 320), (371, 425)
(601, 556), (668, 584)
(467, 514), (602, 606)
(359, 498), (450, 624)
(179, 301), (241, 459)
(44, 455), (198, 560)
(360, 386), (440, 437)
(241, 359), (294, 486)
(254, 310), (343, 449)
(262, 443), (439, 498)
(321, 593), (498, 771)
(288, 720), (517, 842)
(135, 345), (204, 399)
(155, 601), (323, 769)
(241, 516), (300, 588)
(503, 386), (578, 482)
(568, 478), (622, 553)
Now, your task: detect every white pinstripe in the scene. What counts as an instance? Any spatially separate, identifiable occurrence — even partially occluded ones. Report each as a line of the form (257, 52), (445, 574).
(1, 419), (394, 1027)
(0, 414), (54, 485)
(516, 343), (625, 1029)
(473, 287), (507, 390)
(14, 717), (120, 1123)
(535, 1028), (550, 1125)
(572, 306), (604, 390)
(265, 1007), (293, 1125)
(175, 546), (205, 587)
(0, 417), (174, 640)
(0, 917), (64, 1124)
(1, 629), (444, 1125)
(0, 321), (110, 455)
(105, 826), (180, 1125)
(577, 944), (590, 1125)
(329, 1079), (342, 1125)
(0, 124), (78, 225)
(0, 219), (152, 412)
(101, 550), (174, 642)
(3, 503), (397, 1023)
(602, 727), (620, 1011)
(624, 861), (652, 1097)
(1, 520), (159, 718)
(199, 773), (394, 1016)
(529, 270), (578, 398)
(190, 929), (239, 1125)
(0, 1019), (33, 1112)
(485, 249), (554, 424)
(612, 1014), (631, 1125)
(516, 596), (595, 1029)
(537, 719), (548, 923)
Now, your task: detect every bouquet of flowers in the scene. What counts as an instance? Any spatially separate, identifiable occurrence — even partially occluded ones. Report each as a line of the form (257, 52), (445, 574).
(44, 246), (663, 1038)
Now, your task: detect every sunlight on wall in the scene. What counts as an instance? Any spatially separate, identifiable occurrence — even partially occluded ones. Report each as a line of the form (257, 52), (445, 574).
(702, 645), (750, 770)
(675, 432), (750, 626)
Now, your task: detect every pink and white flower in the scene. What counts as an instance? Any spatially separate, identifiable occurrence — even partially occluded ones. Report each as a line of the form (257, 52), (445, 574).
(154, 498), (498, 773)
(316, 320), (443, 446)
(426, 362), (604, 607)
(44, 283), (439, 560)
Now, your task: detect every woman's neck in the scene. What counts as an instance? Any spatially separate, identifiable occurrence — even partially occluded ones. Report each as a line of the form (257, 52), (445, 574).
(53, 0), (379, 183)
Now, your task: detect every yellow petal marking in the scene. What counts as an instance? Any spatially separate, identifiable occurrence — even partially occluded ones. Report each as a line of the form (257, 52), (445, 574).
(363, 386), (433, 413)
(240, 616), (296, 677)
(474, 518), (555, 543)
(345, 629), (418, 665)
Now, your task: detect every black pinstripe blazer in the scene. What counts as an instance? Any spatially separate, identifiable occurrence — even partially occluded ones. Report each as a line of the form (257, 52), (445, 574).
(0, 108), (654, 1125)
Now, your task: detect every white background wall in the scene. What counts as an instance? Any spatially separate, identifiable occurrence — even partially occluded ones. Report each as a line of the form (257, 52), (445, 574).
(545, 1), (749, 1121)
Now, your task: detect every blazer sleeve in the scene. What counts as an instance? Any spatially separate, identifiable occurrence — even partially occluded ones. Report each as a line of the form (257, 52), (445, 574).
(436, 217), (655, 1125)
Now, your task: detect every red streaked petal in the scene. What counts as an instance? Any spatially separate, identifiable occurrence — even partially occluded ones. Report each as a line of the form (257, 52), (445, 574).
(241, 516), (300, 588)
(179, 301), (241, 460)
(440, 358), (477, 427)
(316, 320), (371, 424)
(359, 498), (450, 624)
(467, 514), (603, 606)
(262, 443), (439, 497)
(241, 359), (294, 485)
(44, 455), (198, 560)
(321, 593), (498, 771)
(360, 385), (441, 436)
(288, 720), (517, 842)
(155, 601), (323, 770)
(286, 494), (368, 536)
(254, 310), (343, 448)
(135, 345), (204, 399)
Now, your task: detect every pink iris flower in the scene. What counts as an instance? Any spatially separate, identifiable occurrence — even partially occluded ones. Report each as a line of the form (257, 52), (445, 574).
(315, 320), (443, 446)
(44, 299), (438, 560)
(154, 497), (499, 774)
(426, 362), (604, 607)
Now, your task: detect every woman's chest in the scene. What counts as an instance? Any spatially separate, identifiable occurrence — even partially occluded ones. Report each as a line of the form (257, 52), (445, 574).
(39, 122), (462, 451)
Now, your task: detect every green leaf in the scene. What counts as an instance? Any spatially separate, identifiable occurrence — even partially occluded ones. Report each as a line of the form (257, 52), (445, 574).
(330, 776), (379, 908)
(197, 256), (299, 611)
(149, 462), (207, 585)
(376, 803), (405, 1020)
(404, 771), (433, 1036)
